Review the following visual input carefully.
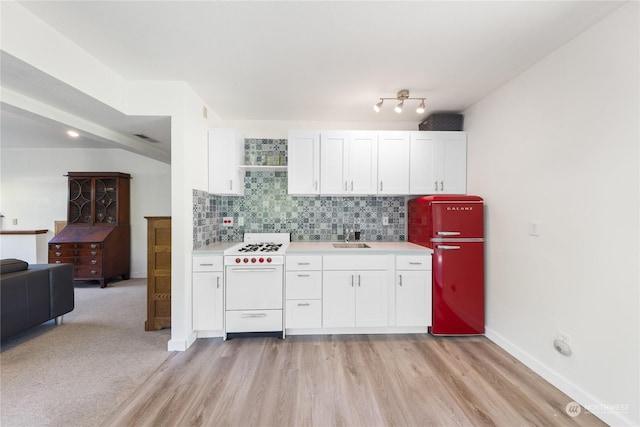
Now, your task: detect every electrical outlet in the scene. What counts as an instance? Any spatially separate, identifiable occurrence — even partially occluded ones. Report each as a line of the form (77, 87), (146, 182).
(12, 218), (18, 226)
(222, 217), (233, 227)
(382, 216), (389, 226)
(528, 220), (541, 236)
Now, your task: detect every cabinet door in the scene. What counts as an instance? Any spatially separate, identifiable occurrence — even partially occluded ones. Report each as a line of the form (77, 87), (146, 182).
(288, 131), (320, 195)
(409, 132), (438, 194)
(396, 270), (431, 327)
(439, 132), (467, 194)
(208, 129), (244, 196)
(322, 270), (356, 327)
(378, 132), (410, 194)
(193, 271), (223, 331)
(355, 270), (388, 327)
(348, 131), (378, 195)
(320, 132), (349, 195)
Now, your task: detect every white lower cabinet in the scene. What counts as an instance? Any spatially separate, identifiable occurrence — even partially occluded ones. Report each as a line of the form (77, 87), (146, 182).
(322, 255), (390, 328)
(192, 255), (224, 334)
(285, 255), (322, 329)
(396, 255), (432, 327)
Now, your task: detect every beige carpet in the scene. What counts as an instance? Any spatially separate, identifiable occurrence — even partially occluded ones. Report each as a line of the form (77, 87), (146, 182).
(0, 278), (172, 427)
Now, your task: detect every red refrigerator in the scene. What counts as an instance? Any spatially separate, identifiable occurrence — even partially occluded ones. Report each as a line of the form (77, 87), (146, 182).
(408, 195), (485, 335)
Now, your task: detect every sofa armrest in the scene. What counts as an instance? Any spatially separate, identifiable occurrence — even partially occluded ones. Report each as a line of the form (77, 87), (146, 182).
(28, 264), (74, 318)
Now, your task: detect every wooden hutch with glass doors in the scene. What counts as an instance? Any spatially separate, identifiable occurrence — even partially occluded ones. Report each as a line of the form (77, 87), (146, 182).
(49, 172), (131, 288)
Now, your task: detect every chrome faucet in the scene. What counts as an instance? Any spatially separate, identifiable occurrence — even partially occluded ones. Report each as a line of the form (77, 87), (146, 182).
(344, 227), (352, 242)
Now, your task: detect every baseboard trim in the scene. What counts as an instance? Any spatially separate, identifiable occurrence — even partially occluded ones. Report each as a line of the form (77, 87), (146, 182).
(486, 327), (635, 426)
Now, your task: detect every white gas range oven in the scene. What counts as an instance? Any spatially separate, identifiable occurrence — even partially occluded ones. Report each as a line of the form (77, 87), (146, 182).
(223, 233), (290, 339)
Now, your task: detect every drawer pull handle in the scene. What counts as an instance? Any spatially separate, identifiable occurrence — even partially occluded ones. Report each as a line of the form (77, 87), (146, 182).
(199, 263), (214, 266)
(55, 245), (61, 249)
(241, 313), (267, 318)
(409, 262), (422, 265)
(55, 252), (62, 256)
(297, 274), (310, 277)
(91, 270), (98, 275)
(90, 244), (97, 249)
(91, 260), (97, 265)
(55, 260), (61, 264)
(216, 277), (220, 289)
(399, 274), (403, 286)
(90, 251), (97, 256)
(297, 262), (310, 265)
(297, 303), (310, 307)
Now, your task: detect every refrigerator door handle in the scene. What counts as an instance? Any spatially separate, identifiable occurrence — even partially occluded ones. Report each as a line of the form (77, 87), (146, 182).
(437, 231), (461, 236)
(436, 245), (461, 250)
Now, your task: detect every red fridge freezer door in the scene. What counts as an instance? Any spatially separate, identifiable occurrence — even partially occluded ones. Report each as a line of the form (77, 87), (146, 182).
(430, 197), (483, 239)
(431, 241), (484, 335)
(408, 196), (484, 246)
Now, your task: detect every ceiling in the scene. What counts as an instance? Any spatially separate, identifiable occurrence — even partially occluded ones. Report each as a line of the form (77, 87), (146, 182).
(1, 1), (624, 162)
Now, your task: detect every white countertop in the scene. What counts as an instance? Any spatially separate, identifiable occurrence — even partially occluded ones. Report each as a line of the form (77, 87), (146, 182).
(192, 242), (239, 254)
(287, 241), (432, 255)
(192, 241), (432, 255)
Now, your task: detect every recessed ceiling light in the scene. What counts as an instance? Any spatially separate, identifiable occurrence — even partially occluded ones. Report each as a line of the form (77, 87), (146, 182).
(67, 130), (80, 138)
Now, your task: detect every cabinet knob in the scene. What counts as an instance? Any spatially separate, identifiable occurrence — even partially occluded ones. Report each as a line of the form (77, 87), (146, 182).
(90, 270), (97, 275)
(55, 260), (61, 264)
(91, 260), (97, 265)
(91, 251), (97, 256)
(55, 245), (61, 249)
(55, 252), (61, 256)
(90, 244), (97, 249)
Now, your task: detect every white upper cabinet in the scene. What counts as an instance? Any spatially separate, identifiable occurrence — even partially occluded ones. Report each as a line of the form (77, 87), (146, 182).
(287, 130), (466, 196)
(320, 131), (349, 195)
(347, 131), (378, 195)
(378, 131), (410, 195)
(287, 131), (320, 195)
(410, 131), (467, 195)
(208, 128), (245, 196)
(320, 131), (378, 195)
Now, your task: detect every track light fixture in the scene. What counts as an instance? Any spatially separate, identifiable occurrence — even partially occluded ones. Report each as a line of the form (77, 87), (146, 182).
(373, 89), (426, 114)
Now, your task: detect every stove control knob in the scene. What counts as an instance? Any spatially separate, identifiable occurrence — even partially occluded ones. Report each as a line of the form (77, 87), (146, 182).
(251, 258), (257, 263)
(266, 257), (272, 263)
(259, 257), (264, 263)
(235, 258), (241, 264)
(243, 258), (249, 263)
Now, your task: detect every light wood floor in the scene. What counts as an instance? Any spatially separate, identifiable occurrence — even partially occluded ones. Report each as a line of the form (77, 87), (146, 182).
(105, 334), (606, 427)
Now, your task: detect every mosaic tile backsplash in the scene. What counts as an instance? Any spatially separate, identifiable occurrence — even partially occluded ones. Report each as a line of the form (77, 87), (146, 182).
(193, 138), (407, 248)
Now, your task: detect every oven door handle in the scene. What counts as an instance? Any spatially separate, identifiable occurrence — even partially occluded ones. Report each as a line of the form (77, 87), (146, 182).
(229, 268), (279, 273)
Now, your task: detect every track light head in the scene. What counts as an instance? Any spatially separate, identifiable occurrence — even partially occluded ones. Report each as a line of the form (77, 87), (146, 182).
(416, 99), (426, 114)
(373, 99), (383, 112)
(394, 100), (404, 113)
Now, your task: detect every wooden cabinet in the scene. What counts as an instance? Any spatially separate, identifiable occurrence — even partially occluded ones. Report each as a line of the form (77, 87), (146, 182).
(145, 216), (171, 331)
(208, 128), (245, 196)
(322, 255), (391, 328)
(287, 131), (320, 195)
(320, 131), (378, 195)
(410, 131), (466, 195)
(285, 255), (322, 329)
(378, 131), (410, 194)
(192, 255), (224, 335)
(396, 254), (432, 327)
(49, 172), (130, 287)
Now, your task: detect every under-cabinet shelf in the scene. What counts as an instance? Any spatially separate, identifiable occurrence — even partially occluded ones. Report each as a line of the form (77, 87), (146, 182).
(238, 165), (288, 172)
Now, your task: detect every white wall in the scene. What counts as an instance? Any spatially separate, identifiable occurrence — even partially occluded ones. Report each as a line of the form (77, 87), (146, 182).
(0, 148), (171, 277)
(464, 3), (639, 426)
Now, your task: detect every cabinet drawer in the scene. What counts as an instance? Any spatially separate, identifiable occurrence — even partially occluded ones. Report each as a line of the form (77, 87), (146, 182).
(75, 257), (102, 267)
(286, 271), (322, 299)
(286, 255), (322, 271)
(75, 266), (103, 278)
(76, 249), (102, 257)
(323, 254), (391, 270)
(77, 243), (103, 250)
(226, 310), (282, 333)
(396, 255), (432, 270)
(192, 255), (223, 272)
(50, 257), (75, 265)
(49, 249), (77, 257)
(286, 300), (321, 328)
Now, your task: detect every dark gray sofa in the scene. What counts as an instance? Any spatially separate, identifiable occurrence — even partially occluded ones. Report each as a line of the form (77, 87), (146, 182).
(1, 258), (75, 339)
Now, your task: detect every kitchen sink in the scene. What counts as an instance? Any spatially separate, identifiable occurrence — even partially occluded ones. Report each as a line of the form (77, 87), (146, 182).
(332, 243), (371, 249)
